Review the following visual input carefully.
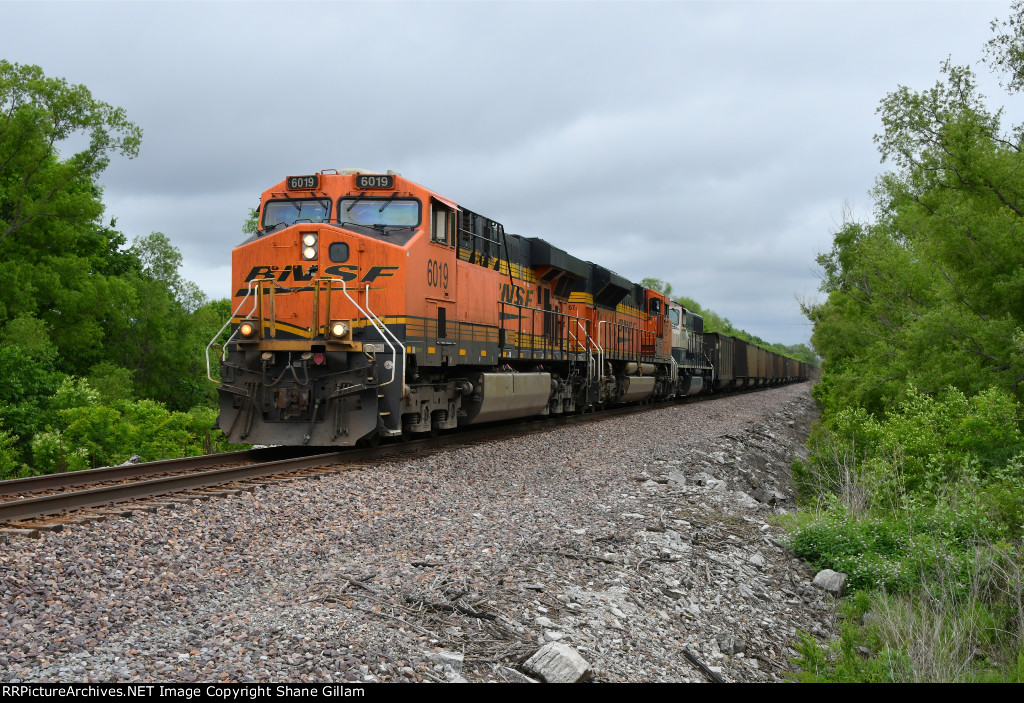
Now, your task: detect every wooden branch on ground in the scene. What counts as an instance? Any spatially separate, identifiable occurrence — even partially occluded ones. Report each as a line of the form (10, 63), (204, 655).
(683, 647), (725, 683)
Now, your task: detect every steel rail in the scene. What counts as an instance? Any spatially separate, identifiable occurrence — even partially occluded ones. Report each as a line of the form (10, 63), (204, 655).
(0, 382), (809, 525)
(0, 447), (321, 497)
(0, 401), (669, 524)
(0, 451), (352, 523)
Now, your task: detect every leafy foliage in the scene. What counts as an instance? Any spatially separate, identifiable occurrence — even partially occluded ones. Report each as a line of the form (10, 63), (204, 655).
(0, 62), (243, 477)
(806, 54), (1024, 412)
(794, 4), (1024, 682)
(0, 60), (141, 244)
(242, 206), (259, 235)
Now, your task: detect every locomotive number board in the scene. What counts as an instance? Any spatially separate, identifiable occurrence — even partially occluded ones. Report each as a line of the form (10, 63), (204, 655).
(287, 175), (319, 190)
(355, 174), (394, 189)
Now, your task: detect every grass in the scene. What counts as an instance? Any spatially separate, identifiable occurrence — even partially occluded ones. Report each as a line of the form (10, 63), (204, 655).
(784, 387), (1024, 682)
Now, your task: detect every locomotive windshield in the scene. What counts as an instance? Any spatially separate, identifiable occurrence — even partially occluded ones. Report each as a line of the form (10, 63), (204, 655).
(262, 198), (331, 229)
(339, 197), (420, 228)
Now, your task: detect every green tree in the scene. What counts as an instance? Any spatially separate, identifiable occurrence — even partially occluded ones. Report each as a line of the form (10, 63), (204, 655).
(0, 64), (245, 473)
(0, 343), (65, 458)
(112, 232), (218, 411)
(791, 7), (1024, 682)
(0, 62), (143, 375)
(807, 47), (1024, 412)
(242, 206), (259, 235)
(641, 277), (673, 297)
(0, 60), (141, 244)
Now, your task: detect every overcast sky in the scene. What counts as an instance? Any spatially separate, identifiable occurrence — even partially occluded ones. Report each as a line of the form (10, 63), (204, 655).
(2, 0), (1015, 347)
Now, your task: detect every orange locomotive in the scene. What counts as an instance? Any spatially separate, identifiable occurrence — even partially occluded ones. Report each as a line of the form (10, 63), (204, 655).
(211, 169), (715, 446)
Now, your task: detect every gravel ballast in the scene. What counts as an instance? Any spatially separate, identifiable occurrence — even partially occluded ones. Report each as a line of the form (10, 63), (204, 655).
(0, 382), (833, 683)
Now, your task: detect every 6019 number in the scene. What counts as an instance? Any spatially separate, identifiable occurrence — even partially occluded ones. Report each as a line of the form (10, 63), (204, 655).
(356, 174), (394, 189)
(427, 259), (449, 290)
(287, 175), (318, 189)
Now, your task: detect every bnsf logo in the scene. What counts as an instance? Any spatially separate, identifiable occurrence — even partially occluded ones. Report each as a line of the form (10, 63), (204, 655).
(235, 265), (399, 296)
(499, 281), (534, 306)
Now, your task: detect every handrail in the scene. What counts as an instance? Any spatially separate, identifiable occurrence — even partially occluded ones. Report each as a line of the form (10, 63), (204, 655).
(575, 319), (598, 382)
(206, 280), (260, 383)
(704, 352), (716, 385)
(498, 301), (590, 361)
(328, 277), (399, 388)
(596, 319), (659, 386)
(564, 325), (588, 374)
(363, 282), (406, 391)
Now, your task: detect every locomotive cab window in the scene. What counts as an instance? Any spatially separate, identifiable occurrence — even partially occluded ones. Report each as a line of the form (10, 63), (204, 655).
(668, 308), (681, 326)
(262, 198), (331, 230)
(431, 203), (454, 246)
(338, 197), (421, 228)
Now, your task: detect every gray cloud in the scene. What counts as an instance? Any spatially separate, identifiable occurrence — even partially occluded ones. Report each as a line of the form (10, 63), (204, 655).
(2, 0), (1011, 346)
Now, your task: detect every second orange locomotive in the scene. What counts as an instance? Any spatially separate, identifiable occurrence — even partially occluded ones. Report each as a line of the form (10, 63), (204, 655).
(213, 169), (798, 446)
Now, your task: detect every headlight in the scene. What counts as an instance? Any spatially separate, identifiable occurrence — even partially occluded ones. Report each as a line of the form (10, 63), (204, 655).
(301, 232), (318, 260)
(239, 321), (256, 337)
(329, 320), (349, 339)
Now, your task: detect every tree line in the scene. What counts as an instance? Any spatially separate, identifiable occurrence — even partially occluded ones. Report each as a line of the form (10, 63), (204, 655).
(789, 4), (1024, 682)
(0, 60), (238, 477)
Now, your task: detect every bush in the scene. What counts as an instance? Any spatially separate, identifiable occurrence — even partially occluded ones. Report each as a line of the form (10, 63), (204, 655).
(790, 384), (1024, 681)
(11, 377), (245, 475)
(787, 507), (915, 592)
(31, 430), (90, 474)
(0, 429), (29, 480)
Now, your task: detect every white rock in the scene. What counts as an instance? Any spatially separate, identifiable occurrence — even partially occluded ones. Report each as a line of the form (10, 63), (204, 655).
(733, 491), (760, 509)
(523, 643), (593, 683)
(427, 651), (464, 673)
(706, 478), (728, 492)
(444, 668), (468, 683)
(812, 569), (847, 597)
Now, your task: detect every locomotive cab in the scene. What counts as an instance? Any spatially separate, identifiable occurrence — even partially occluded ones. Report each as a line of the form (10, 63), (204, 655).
(668, 302), (712, 396)
(214, 170), (427, 446)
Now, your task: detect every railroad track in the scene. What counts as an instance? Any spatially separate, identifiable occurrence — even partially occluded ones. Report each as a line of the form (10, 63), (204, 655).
(0, 386), (798, 531)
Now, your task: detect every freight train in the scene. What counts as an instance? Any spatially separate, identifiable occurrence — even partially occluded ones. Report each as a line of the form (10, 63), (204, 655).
(208, 169), (809, 446)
